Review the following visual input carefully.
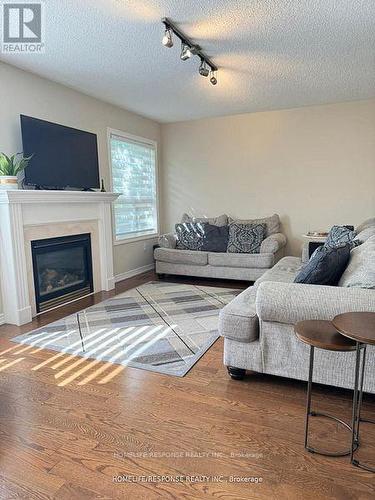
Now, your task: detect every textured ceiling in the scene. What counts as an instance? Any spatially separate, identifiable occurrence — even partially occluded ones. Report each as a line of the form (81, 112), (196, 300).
(1, 0), (374, 123)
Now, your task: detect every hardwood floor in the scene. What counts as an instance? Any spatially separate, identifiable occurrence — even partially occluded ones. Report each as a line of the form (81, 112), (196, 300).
(0, 271), (374, 499)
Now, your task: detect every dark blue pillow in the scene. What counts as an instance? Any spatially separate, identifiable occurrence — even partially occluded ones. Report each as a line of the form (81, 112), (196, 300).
(201, 223), (229, 252)
(294, 243), (351, 286)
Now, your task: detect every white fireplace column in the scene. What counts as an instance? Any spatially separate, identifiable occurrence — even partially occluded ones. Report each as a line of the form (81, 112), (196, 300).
(0, 190), (119, 326)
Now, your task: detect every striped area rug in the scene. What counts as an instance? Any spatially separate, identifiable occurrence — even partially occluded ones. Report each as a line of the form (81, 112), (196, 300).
(12, 282), (241, 377)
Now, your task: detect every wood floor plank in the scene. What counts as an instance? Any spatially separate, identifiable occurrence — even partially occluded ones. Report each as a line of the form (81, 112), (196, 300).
(0, 271), (374, 499)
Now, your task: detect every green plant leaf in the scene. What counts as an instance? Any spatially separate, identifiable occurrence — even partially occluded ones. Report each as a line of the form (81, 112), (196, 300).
(15, 153), (33, 175)
(8, 154), (17, 175)
(0, 152), (33, 176)
(0, 154), (9, 175)
(0, 153), (11, 175)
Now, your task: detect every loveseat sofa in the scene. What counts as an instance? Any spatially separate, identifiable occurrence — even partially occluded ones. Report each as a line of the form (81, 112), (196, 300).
(219, 221), (375, 393)
(155, 213), (287, 281)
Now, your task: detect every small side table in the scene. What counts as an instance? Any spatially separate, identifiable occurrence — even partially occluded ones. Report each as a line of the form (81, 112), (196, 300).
(302, 234), (327, 258)
(333, 312), (375, 472)
(295, 320), (357, 456)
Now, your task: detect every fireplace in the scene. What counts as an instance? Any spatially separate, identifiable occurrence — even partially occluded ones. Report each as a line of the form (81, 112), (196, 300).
(31, 233), (94, 313)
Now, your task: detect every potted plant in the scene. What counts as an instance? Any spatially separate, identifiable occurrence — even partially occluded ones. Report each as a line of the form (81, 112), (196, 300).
(0, 152), (33, 190)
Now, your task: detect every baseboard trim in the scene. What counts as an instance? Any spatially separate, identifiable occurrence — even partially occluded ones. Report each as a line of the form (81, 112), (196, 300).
(0, 313), (5, 326)
(114, 264), (155, 283)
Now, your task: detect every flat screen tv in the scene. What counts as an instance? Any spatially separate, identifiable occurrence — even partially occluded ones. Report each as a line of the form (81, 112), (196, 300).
(20, 115), (100, 190)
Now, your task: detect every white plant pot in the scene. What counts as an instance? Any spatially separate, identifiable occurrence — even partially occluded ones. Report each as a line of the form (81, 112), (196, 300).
(0, 176), (19, 190)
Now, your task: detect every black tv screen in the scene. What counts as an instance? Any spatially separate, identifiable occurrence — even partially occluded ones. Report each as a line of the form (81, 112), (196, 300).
(21, 115), (100, 190)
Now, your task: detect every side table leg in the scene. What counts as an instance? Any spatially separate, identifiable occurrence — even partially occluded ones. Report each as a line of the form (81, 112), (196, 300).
(350, 342), (361, 462)
(351, 344), (375, 472)
(304, 344), (357, 457)
(355, 345), (367, 443)
(304, 346), (314, 450)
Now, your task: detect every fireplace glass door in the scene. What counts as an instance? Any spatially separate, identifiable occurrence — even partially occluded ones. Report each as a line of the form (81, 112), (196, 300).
(31, 234), (94, 313)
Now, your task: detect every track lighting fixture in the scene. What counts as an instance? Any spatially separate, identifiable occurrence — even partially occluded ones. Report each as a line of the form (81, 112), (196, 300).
(189, 45), (200, 56)
(162, 28), (173, 48)
(162, 17), (218, 86)
(199, 60), (209, 77)
(180, 43), (192, 61)
(210, 70), (218, 85)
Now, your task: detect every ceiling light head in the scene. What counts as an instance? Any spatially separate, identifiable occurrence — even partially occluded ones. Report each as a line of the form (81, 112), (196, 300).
(162, 28), (173, 48)
(180, 43), (192, 61)
(210, 70), (218, 85)
(199, 60), (209, 77)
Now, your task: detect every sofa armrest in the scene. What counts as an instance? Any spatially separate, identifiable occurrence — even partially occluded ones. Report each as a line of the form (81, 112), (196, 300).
(158, 232), (177, 249)
(256, 281), (375, 324)
(260, 233), (286, 254)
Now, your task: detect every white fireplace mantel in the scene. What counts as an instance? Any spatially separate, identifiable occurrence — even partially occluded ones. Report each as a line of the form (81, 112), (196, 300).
(0, 190), (119, 325)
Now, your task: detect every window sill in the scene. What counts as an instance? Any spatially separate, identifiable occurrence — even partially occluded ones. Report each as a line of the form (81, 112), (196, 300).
(114, 233), (159, 245)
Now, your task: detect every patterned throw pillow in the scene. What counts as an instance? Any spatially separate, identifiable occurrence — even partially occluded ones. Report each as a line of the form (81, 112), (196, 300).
(227, 223), (266, 254)
(201, 224), (229, 252)
(325, 225), (357, 249)
(175, 223), (205, 251)
(294, 243), (351, 286)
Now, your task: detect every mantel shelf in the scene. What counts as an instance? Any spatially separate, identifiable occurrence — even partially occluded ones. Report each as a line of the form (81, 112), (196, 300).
(0, 189), (120, 204)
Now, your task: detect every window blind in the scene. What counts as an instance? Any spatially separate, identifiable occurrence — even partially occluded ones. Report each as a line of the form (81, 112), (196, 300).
(110, 133), (158, 239)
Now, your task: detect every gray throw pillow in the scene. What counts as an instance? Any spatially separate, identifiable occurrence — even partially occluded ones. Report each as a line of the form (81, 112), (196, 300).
(339, 235), (375, 288)
(175, 222), (205, 251)
(356, 217), (375, 234)
(354, 226), (375, 243)
(294, 243), (351, 286)
(181, 213), (228, 227)
(227, 223), (266, 254)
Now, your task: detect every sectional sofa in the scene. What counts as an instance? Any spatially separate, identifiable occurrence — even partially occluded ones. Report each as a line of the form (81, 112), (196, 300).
(219, 220), (375, 393)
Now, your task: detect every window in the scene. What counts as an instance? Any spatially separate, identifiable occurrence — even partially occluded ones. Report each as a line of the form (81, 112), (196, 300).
(109, 130), (158, 242)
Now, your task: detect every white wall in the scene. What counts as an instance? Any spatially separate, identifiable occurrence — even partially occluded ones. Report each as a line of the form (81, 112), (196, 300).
(0, 62), (161, 315)
(161, 99), (375, 256)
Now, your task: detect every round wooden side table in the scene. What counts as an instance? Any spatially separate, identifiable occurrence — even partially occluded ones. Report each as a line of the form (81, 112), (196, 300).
(294, 320), (357, 456)
(333, 312), (375, 472)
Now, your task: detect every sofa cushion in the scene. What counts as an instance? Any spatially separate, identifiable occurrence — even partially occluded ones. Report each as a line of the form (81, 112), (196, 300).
(339, 235), (375, 289)
(219, 286), (259, 343)
(356, 217), (375, 234)
(228, 214), (280, 237)
(294, 244), (351, 286)
(208, 252), (274, 269)
(227, 223), (266, 254)
(201, 224), (229, 252)
(175, 222), (205, 250)
(181, 213), (228, 227)
(154, 247), (208, 266)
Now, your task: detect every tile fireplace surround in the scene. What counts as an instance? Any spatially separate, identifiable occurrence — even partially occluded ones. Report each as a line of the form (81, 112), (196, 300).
(0, 190), (119, 325)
